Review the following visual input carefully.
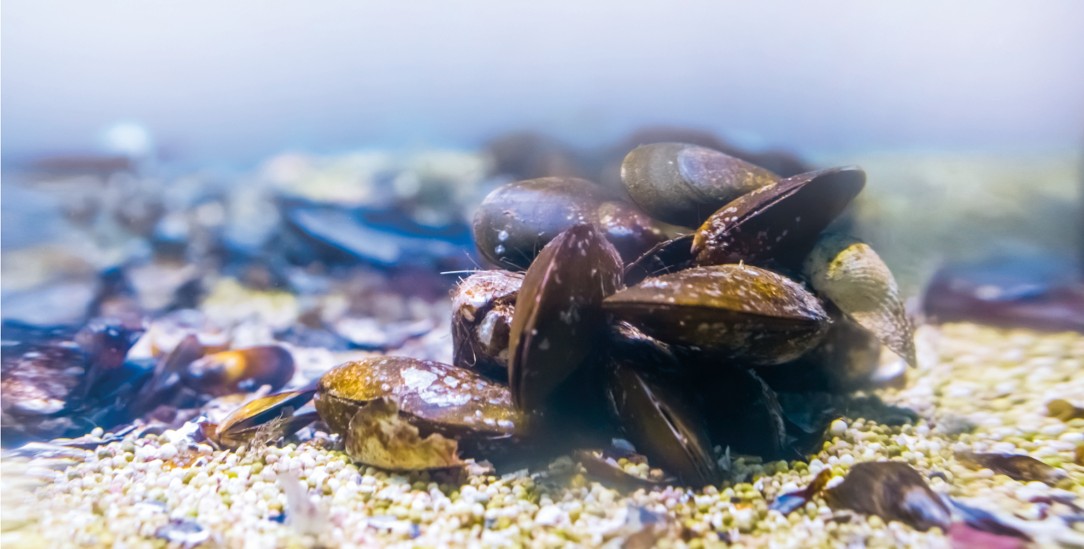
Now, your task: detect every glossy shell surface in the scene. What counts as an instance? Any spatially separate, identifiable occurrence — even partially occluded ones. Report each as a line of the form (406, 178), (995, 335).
(472, 177), (668, 269)
(604, 264), (830, 365)
(605, 363), (720, 486)
(508, 224), (623, 411)
(692, 167), (866, 268)
(621, 143), (779, 227)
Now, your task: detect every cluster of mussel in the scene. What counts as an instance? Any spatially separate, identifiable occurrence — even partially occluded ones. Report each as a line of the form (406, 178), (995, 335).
(1, 317), (297, 447)
(309, 142), (916, 485)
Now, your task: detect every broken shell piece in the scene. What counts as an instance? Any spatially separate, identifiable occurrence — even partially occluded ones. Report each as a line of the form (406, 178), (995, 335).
(344, 398), (464, 471)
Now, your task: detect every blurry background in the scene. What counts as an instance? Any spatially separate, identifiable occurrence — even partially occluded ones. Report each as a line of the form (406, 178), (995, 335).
(3, 0), (1083, 164)
(2, 0), (1083, 303)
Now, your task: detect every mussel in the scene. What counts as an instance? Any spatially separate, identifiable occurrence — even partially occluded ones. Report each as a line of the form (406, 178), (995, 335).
(314, 357), (528, 457)
(507, 223), (623, 411)
(182, 346), (296, 397)
(621, 143), (779, 227)
(308, 140), (911, 487)
(472, 177), (670, 269)
(603, 264), (829, 365)
(691, 167), (865, 268)
(450, 270), (523, 379)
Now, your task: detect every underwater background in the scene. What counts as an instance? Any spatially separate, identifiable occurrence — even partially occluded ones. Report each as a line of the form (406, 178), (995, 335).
(2, 2), (1083, 547)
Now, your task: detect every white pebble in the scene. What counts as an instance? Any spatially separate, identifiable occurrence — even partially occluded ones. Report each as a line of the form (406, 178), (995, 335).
(829, 419), (848, 437)
(1039, 423), (1065, 436)
(534, 505), (563, 526)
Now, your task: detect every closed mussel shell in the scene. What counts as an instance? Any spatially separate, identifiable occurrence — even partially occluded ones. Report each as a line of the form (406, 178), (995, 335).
(450, 270), (524, 380)
(692, 166), (866, 268)
(508, 224), (624, 411)
(182, 346), (295, 397)
(605, 363), (721, 486)
(621, 143), (779, 227)
(472, 177), (668, 270)
(315, 357), (526, 455)
(603, 264), (830, 365)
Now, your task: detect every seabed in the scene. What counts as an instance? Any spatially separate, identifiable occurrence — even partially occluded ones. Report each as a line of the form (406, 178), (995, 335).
(1, 149), (1081, 547)
(1, 323), (1081, 548)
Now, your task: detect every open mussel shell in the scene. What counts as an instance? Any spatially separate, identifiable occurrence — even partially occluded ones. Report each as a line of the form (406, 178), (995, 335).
(450, 270), (523, 380)
(314, 357), (527, 456)
(182, 345), (295, 397)
(622, 234), (696, 286)
(204, 388), (317, 449)
(508, 224), (623, 412)
(472, 177), (669, 270)
(603, 264), (830, 365)
(692, 166), (866, 268)
(604, 363), (721, 486)
(620, 143), (779, 227)
(803, 233), (916, 366)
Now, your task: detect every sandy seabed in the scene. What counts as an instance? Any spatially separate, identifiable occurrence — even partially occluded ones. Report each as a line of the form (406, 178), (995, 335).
(2, 322), (1081, 548)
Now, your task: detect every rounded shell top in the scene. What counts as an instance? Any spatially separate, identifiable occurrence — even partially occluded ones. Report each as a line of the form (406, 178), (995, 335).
(472, 177), (668, 270)
(450, 270), (523, 378)
(620, 143), (779, 227)
(508, 224), (624, 412)
(691, 166), (866, 268)
(603, 264), (830, 364)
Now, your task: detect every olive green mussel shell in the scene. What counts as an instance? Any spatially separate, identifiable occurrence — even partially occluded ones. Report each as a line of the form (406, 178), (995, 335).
(315, 357), (527, 455)
(472, 177), (669, 270)
(603, 264), (829, 365)
(508, 224), (624, 411)
(605, 363), (721, 486)
(620, 143), (779, 227)
(692, 166), (866, 268)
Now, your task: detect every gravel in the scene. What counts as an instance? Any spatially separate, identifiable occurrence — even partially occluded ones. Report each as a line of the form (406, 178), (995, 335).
(2, 322), (1081, 548)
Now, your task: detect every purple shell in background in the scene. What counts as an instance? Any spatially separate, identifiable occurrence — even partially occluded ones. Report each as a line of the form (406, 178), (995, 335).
(923, 255), (1084, 333)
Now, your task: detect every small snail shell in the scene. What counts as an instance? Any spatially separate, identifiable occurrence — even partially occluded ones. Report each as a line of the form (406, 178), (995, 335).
(803, 233), (916, 367)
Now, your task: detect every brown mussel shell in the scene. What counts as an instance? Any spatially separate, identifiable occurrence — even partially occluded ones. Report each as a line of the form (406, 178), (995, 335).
(603, 264), (830, 365)
(508, 224), (624, 412)
(472, 177), (669, 270)
(315, 357), (526, 456)
(692, 167), (866, 268)
(182, 345), (295, 397)
(620, 143), (779, 227)
(450, 270), (523, 380)
(605, 363), (721, 486)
